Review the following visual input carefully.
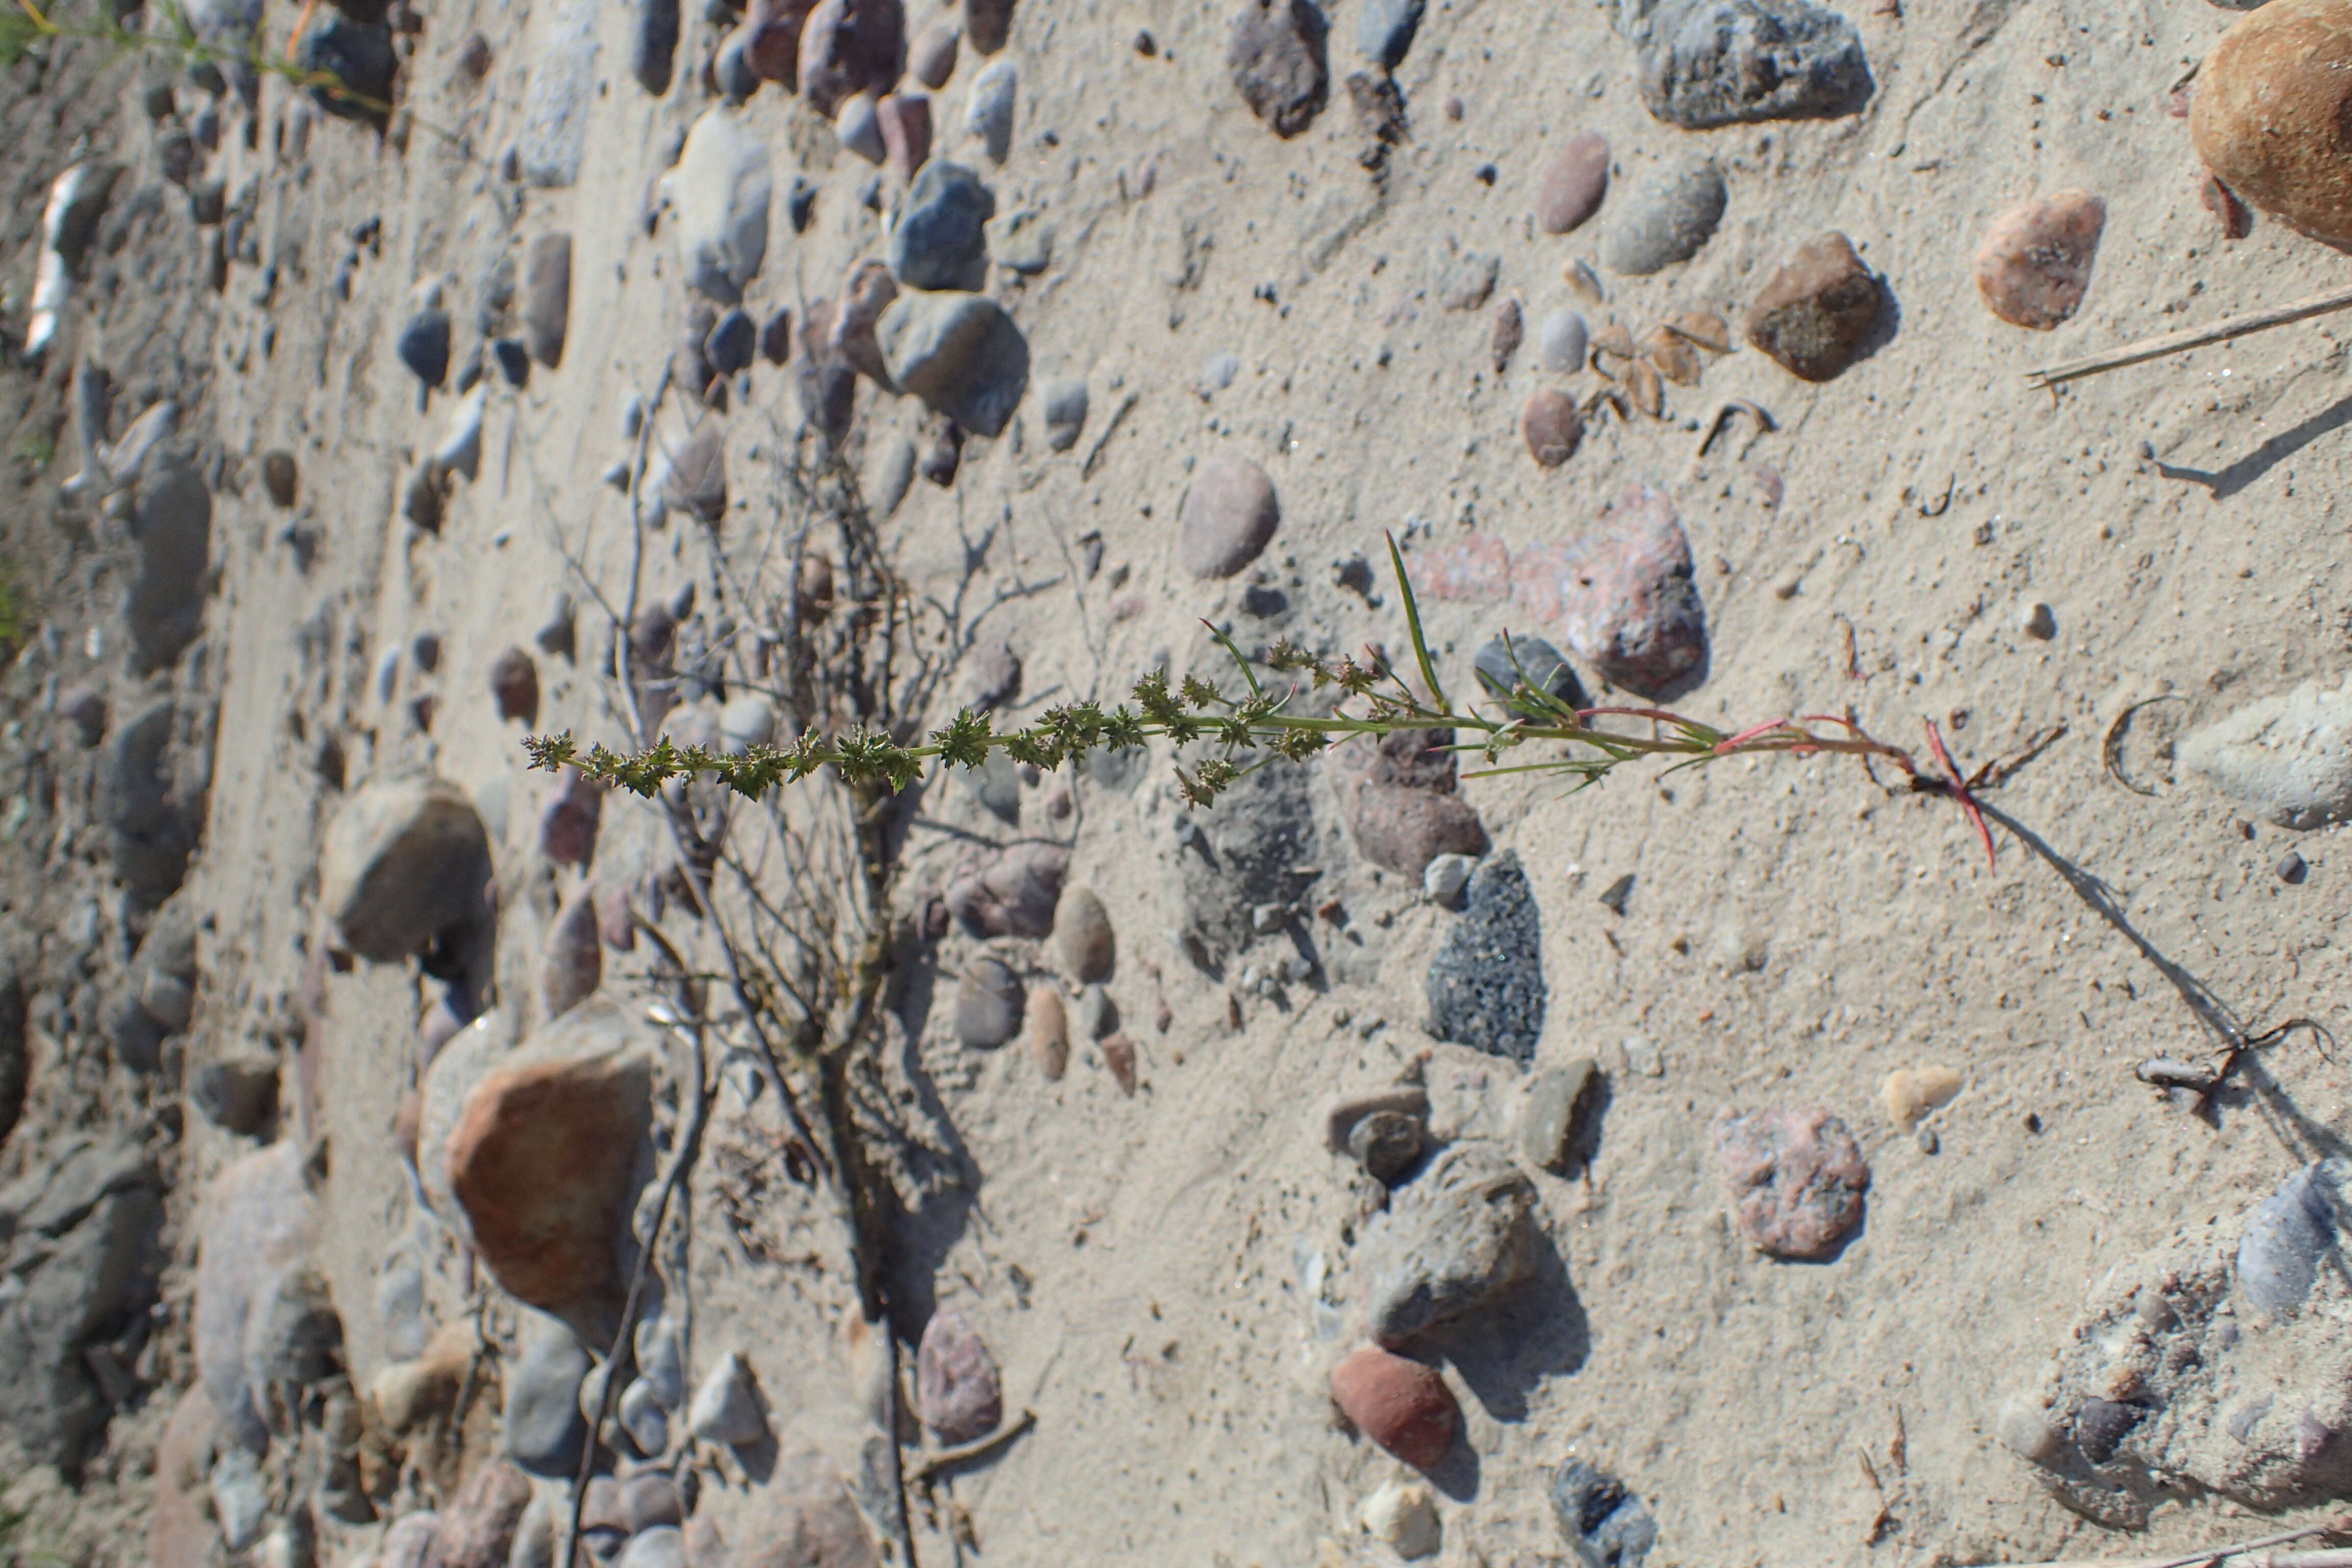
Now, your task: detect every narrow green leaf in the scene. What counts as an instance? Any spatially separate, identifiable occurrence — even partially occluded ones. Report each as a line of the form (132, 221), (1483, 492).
(1385, 531), (1449, 716)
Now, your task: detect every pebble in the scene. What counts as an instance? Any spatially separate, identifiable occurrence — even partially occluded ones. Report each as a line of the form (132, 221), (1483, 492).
(1364, 1141), (1538, 1342)
(1519, 1059), (1602, 1172)
(1325, 1085), (1430, 1153)
(966, 0), (1015, 54)
(1425, 851), (1545, 1064)
(1474, 632), (1584, 712)
(436, 387), (487, 481)
(503, 1310), (589, 1477)
(1423, 852), (1475, 907)
(1055, 885), (1116, 981)
(1041, 375), (1088, 451)
(965, 58), (1016, 162)
(1535, 130), (1610, 234)
(191, 1055), (278, 1135)
(397, 307), (452, 388)
(946, 841), (1068, 936)
(620, 1377), (669, 1454)
(1513, 482), (1708, 698)
(1330, 1346), (1456, 1468)
(1102, 1033), (1138, 1094)
(520, 10), (597, 187)
(830, 259), (899, 386)
(760, 306), (795, 365)
(1744, 230), (1879, 381)
(2280, 849), (2310, 884)
(741, 0), (809, 83)
(1437, 252), (1499, 311)
(1074, 983), (1117, 1040)
(1357, 0), (1424, 68)
(1179, 451), (1280, 578)
(875, 290), (1031, 437)
(2193, 0), (2352, 249)
(953, 957), (1025, 1048)
(1550, 1458), (1659, 1568)
(618, 1528), (683, 1568)
(489, 647), (540, 726)
(798, 0), (906, 118)
(1348, 1110), (1425, 1184)
(1712, 1106), (1870, 1260)
(1025, 985), (1069, 1080)
(1536, 308), (1590, 375)
(689, 1351), (768, 1445)
(1973, 190), (2104, 330)
(458, 30), (493, 78)
(658, 426), (724, 525)
(668, 109), (772, 305)
(445, 1000), (658, 1340)
(1360, 1478), (1441, 1559)
(877, 91), (932, 181)
(491, 337), (531, 387)
(320, 776), (493, 963)
(705, 307), (756, 376)
(1229, 0), (1329, 139)
(965, 636), (1021, 711)
(1630, 0), (1870, 129)
(2179, 679), (2352, 829)
(1881, 1065), (1961, 1128)
(910, 18), (959, 86)
(296, 12), (397, 121)
(2238, 1162), (2341, 1314)
(890, 160), (994, 291)
(633, 0), (681, 94)
(1602, 156), (1726, 275)
(1520, 388), (1584, 469)
(259, 449), (298, 508)
(539, 766), (604, 866)
(544, 887), (604, 1018)
(2019, 600), (2057, 641)
(431, 1460), (533, 1568)
(1337, 731), (1489, 879)
(916, 1308), (1003, 1442)
(921, 418), (965, 488)
(636, 1315), (687, 1410)
(838, 91), (886, 164)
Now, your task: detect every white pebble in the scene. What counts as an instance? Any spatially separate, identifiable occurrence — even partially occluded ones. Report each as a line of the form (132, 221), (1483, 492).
(1537, 308), (1588, 374)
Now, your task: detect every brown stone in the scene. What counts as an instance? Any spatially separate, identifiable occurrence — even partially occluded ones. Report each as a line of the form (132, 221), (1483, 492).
(744, 0), (815, 83)
(1744, 230), (1880, 381)
(828, 259), (897, 387)
(1712, 1105), (1870, 1260)
(1054, 885), (1114, 982)
(2192, 0), (2352, 250)
(1343, 783), (1489, 878)
(1535, 130), (1609, 234)
(543, 890), (602, 1019)
(489, 646), (540, 725)
(432, 1460), (534, 1568)
(798, 0), (906, 118)
(1228, 0), (1328, 139)
(1330, 1345), (1458, 1469)
(445, 998), (655, 1342)
(1025, 985), (1068, 1081)
(1178, 451), (1280, 578)
(1102, 1033), (1137, 1095)
(538, 766), (604, 867)
(261, 450), (298, 508)
(1490, 296), (1523, 373)
(916, 1308), (1002, 1442)
(910, 17), (959, 83)
(876, 91), (931, 183)
(966, 0), (1014, 54)
(1520, 388), (1583, 468)
(320, 776), (494, 965)
(945, 841), (1069, 938)
(1972, 190), (2105, 330)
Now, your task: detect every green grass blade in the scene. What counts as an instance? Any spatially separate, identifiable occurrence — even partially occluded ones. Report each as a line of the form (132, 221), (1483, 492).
(1202, 619), (1265, 700)
(1385, 531), (1449, 716)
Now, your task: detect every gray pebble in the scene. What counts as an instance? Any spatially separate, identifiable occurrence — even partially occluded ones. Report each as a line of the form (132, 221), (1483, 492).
(1537, 309), (1589, 374)
(1601, 156), (1727, 276)
(1357, 0), (1425, 69)
(1041, 375), (1088, 451)
(1426, 851), (1545, 1063)
(2238, 1162), (2340, 1314)
(965, 59), (1017, 163)
(1074, 983), (1117, 1040)
(1630, 0), (1870, 130)
(1473, 633), (1584, 713)
(1422, 853), (1474, 908)
(954, 957), (1025, 1048)
(891, 161), (995, 291)
(1518, 1059), (1601, 1173)
(1349, 1109), (1425, 1185)
(876, 290), (1031, 438)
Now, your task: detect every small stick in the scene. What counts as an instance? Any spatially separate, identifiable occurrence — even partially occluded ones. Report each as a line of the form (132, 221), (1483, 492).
(913, 1408), (1037, 1484)
(1969, 1518), (2349, 1568)
(2025, 283), (2352, 389)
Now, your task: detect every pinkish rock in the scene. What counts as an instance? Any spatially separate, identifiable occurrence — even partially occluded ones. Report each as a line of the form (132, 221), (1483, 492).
(945, 841), (1069, 938)
(798, 0), (906, 118)
(1712, 1105), (1870, 1260)
(876, 92), (932, 183)
(432, 1460), (534, 1568)
(916, 1308), (1003, 1442)
(446, 997), (656, 1344)
(828, 259), (898, 387)
(1745, 230), (1880, 381)
(543, 889), (602, 1019)
(909, 17), (958, 85)
(1329, 730), (1488, 878)
(1535, 130), (1609, 234)
(1228, 0), (1328, 139)
(1178, 452), (1279, 578)
(1407, 534), (1511, 602)
(1330, 1345), (1457, 1470)
(715, 1440), (879, 1568)
(744, 0), (815, 83)
(490, 646), (540, 726)
(1520, 388), (1583, 469)
(595, 885), (636, 951)
(1973, 190), (2104, 331)
(540, 767), (605, 867)
(1512, 483), (1707, 699)
(150, 1387), (219, 1568)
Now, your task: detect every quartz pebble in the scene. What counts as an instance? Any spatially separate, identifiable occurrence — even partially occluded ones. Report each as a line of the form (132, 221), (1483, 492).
(1973, 190), (2104, 330)
(2193, 0), (2352, 249)
(1712, 1105), (1870, 1260)
(668, 109), (772, 306)
(916, 1308), (1002, 1442)
(1329, 1346), (1456, 1468)
(1882, 1065), (1961, 1128)
(1228, 0), (1329, 139)
(837, 91), (886, 163)
(1535, 130), (1609, 234)
(1538, 308), (1588, 373)
(1602, 156), (1726, 276)
(1179, 452), (1280, 578)
(953, 957), (1024, 1048)
(1520, 388), (1583, 469)
(1745, 230), (1879, 381)
(1422, 852), (1474, 908)
(1361, 1478), (1441, 1560)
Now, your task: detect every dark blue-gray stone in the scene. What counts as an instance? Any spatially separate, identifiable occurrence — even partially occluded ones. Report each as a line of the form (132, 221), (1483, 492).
(397, 308), (451, 388)
(296, 13), (397, 121)
(1426, 850), (1542, 1062)
(633, 0), (680, 95)
(888, 161), (995, 292)
(1550, 1459), (1658, 1568)
(1627, 0), (1870, 130)
(704, 307), (755, 377)
(1356, 0), (1424, 68)
(489, 337), (531, 387)
(2238, 1162), (2340, 1314)
(504, 1309), (590, 1478)
(1474, 634), (1585, 716)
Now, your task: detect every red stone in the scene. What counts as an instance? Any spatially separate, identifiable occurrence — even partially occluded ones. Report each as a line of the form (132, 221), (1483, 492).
(1520, 388), (1583, 468)
(1330, 1345), (1458, 1469)
(1535, 130), (1608, 234)
(1512, 483), (1706, 699)
(876, 92), (932, 183)
(490, 646), (540, 726)
(744, 0), (815, 84)
(1973, 190), (2104, 330)
(798, 0), (906, 118)
(1712, 1105), (1870, 1260)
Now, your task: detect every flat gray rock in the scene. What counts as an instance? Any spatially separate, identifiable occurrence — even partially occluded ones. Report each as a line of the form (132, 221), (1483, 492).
(876, 290), (1031, 438)
(1362, 1140), (1537, 1343)
(668, 108), (771, 304)
(2180, 680), (2352, 829)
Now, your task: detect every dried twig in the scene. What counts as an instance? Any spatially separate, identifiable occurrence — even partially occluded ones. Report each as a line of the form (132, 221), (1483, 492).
(2103, 694), (2186, 797)
(2025, 283), (2352, 389)
(1967, 1516), (2347, 1567)
(913, 1408), (1037, 1484)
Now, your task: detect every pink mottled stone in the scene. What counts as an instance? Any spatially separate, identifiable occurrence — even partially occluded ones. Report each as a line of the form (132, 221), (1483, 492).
(1973, 190), (2105, 331)
(1407, 534), (1511, 603)
(916, 1308), (1002, 1443)
(1513, 483), (1707, 699)
(1712, 1105), (1870, 1260)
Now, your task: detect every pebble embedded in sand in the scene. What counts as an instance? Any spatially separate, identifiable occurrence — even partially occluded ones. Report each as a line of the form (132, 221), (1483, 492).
(1535, 130), (1609, 234)
(877, 91), (931, 181)
(1437, 252), (1499, 311)
(1518, 1059), (1602, 1171)
(1633, 0), (1870, 129)
(1041, 375), (1087, 451)
(875, 289), (1030, 437)
(798, 0), (906, 119)
(1880, 1065), (1961, 1128)
(489, 647), (540, 726)
(952, 957), (1024, 1048)
(1025, 986), (1069, 1079)
(967, 0), (1015, 54)
(965, 58), (1016, 162)
(1329, 1346), (1457, 1468)
(1179, 452), (1280, 578)
(1602, 156), (1726, 275)
(916, 1308), (1002, 1442)
(1348, 1110), (1424, 1184)
(1055, 885), (1115, 982)
(909, 17), (959, 86)
(2193, 0), (2352, 249)
(1360, 1478), (1441, 1559)
(1512, 483), (1708, 698)
(704, 307), (755, 377)
(2179, 679), (2352, 829)
(397, 307), (451, 388)
(1538, 309), (1588, 373)
(1520, 388), (1583, 469)
(743, 0), (812, 83)
(261, 450), (297, 508)
(1744, 230), (1880, 381)
(1973, 190), (2104, 330)
(1101, 1033), (1137, 1094)
(1228, 0), (1329, 140)
(1712, 1105), (1870, 1260)
(836, 91), (886, 164)
(1490, 297), (1523, 372)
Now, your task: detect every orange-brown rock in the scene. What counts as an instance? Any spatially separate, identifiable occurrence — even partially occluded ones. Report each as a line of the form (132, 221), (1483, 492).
(1972, 191), (2104, 330)
(2192, 0), (2352, 250)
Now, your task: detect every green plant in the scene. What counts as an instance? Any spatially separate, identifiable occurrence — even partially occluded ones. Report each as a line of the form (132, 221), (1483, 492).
(0, 558), (21, 650)
(3, 0), (391, 118)
(526, 537), (2007, 864)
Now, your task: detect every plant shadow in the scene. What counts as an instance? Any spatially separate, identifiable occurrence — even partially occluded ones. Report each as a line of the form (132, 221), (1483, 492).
(2153, 390), (2352, 502)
